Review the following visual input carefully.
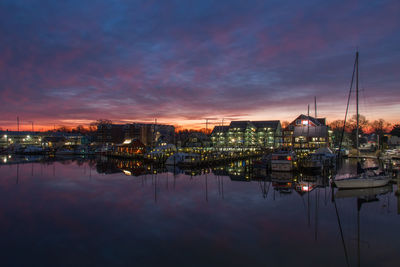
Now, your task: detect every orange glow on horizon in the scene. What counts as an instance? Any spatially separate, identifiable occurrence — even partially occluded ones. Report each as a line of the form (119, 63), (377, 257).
(0, 114), (398, 132)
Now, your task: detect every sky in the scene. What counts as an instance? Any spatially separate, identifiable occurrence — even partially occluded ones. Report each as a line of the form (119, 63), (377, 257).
(0, 0), (399, 131)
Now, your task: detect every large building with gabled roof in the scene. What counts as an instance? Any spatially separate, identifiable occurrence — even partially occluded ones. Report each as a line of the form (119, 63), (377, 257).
(283, 114), (332, 153)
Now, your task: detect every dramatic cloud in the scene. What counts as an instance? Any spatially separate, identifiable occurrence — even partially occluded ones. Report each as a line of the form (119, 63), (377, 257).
(0, 0), (399, 130)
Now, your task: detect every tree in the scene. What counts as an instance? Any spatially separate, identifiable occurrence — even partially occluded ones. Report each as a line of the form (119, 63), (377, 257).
(348, 114), (369, 132)
(369, 119), (391, 149)
(350, 127), (365, 148)
(328, 120), (345, 130)
(88, 125), (97, 132)
(371, 119), (391, 135)
(391, 124), (400, 137)
(328, 120), (346, 147)
(73, 125), (87, 134)
(90, 119), (113, 131)
(94, 119), (112, 126)
(56, 126), (70, 133)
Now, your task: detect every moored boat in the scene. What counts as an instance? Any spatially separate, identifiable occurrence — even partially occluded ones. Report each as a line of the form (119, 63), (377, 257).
(333, 51), (390, 189)
(301, 147), (335, 171)
(270, 150), (297, 171)
(334, 174), (389, 189)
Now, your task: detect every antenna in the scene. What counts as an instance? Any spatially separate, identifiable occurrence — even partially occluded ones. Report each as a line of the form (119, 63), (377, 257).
(17, 116), (19, 132)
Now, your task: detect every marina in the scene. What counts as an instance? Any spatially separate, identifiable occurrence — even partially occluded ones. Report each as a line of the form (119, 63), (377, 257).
(1, 0), (399, 266)
(0, 156), (399, 266)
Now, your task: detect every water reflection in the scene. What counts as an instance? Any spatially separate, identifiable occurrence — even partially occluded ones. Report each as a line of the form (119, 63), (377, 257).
(334, 183), (393, 267)
(0, 156), (399, 266)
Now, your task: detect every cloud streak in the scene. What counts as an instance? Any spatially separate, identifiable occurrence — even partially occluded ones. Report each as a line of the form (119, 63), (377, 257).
(0, 0), (399, 130)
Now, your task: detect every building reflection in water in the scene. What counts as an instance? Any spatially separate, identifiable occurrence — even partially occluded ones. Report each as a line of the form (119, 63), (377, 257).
(94, 157), (334, 196)
(2, 155), (398, 215)
(0, 155), (397, 267)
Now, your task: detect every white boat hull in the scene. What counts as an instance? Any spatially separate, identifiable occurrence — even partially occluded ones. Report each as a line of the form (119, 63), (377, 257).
(335, 184), (392, 198)
(334, 176), (390, 189)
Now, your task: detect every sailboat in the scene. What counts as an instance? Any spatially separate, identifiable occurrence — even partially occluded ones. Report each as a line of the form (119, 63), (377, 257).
(334, 51), (390, 189)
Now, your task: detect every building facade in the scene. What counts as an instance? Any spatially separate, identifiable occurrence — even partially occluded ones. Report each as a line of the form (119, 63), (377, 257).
(211, 120), (282, 149)
(283, 114), (332, 154)
(96, 124), (125, 144)
(97, 123), (175, 146)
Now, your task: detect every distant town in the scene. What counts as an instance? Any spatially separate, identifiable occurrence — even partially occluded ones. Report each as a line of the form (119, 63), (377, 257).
(1, 113), (399, 164)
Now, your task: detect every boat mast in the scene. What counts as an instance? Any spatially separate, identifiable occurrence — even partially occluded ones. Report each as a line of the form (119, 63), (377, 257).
(314, 96), (317, 117)
(307, 105), (310, 151)
(337, 52), (357, 160)
(356, 51), (359, 157)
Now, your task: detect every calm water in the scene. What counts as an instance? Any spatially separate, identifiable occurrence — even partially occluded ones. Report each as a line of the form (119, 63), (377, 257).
(0, 156), (399, 267)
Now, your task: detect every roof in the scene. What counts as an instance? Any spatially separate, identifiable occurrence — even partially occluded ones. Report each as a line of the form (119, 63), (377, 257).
(0, 131), (39, 136)
(293, 126), (329, 137)
(252, 120), (280, 130)
(229, 121), (252, 130)
(290, 114), (326, 127)
(211, 126), (229, 134)
(43, 136), (66, 142)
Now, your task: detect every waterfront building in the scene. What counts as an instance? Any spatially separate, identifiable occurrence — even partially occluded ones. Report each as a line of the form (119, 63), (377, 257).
(283, 114), (332, 154)
(181, 132), (212, 153)
(210, 126), (229, 148)
(0, 131), (89, 149)
(42, 136), (66, 149)
(211, 120), (282, 150)
(0, 131), (42, 147)
(97, 123), (174, 146)
(252, 121), (282, 149)
(227, 121), (256, 148)
(387, 134), (400, 148)
(152, 124), (175, 145)
(96, 124), (125, 144)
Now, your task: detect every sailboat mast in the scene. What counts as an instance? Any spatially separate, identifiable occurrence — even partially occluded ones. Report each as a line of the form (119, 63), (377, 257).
(356, 51), (359, 156)
(307, 104), (310, 150)
(314, 96), (317, 117)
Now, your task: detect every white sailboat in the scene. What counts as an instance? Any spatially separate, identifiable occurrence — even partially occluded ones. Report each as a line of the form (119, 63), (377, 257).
(334, 51), (390, 189)
(334, 173), (389, 189)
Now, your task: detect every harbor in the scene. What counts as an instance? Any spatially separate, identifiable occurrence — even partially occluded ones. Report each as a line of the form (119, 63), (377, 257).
(1, 0), (399, 266)
(0, 156), (399, 266)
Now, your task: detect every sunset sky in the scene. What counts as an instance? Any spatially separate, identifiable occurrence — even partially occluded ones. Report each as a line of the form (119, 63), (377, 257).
(0, 0), (399, 131)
